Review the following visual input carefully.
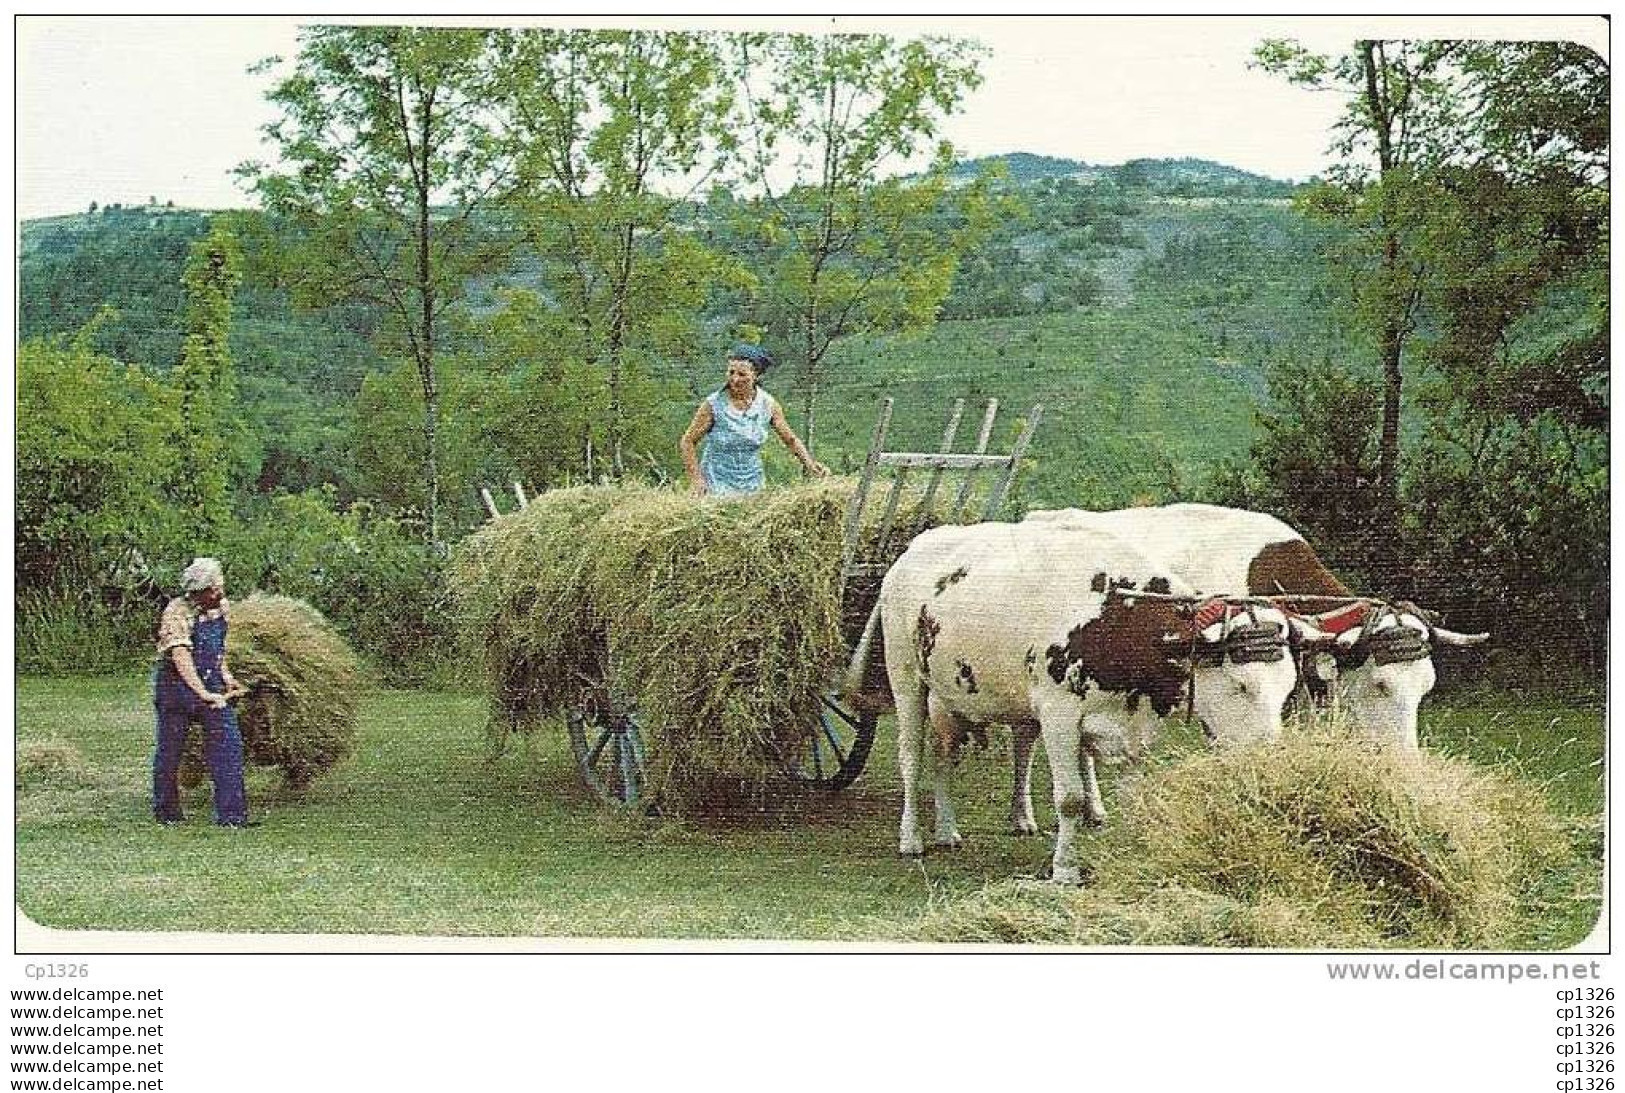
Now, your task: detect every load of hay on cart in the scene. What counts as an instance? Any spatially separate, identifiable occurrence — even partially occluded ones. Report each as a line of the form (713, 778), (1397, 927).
(452, 397), (1041, 815)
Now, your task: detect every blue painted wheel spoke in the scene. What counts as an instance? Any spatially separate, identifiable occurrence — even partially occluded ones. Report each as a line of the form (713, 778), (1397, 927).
(819, 718), (848, 761)
(586, 726), (614, 768)
(617, 731), (642, 804)
(625, 717), (645, 769)
(820, 696), (860, 729)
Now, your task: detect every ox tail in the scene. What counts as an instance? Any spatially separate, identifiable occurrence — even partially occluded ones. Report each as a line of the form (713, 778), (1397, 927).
(842, 598), (894, 713)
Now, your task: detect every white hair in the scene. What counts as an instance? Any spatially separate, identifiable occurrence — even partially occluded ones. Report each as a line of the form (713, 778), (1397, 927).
(180, 557), (225, 593)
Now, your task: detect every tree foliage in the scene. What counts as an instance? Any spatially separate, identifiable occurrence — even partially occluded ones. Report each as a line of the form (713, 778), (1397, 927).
(17, 332), (186, 592)
(239, 26), (514, 544)
(172, 220), (243, 542)
(1242, 39), (1608, 667)
(490, 28), (736, 476)
(733, 32), (991, 453)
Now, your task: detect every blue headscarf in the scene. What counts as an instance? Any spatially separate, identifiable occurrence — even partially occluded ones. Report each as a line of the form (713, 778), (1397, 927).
(727, 343), (775, 376)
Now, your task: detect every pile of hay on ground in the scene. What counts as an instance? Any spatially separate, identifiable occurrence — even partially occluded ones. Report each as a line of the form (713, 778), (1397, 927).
(15, 740), (128, 830)
(17, 740), (103, 794)
(183, 593), (362, 789)
(898, 727), (1570, 949)
(451, 477), (934, 812)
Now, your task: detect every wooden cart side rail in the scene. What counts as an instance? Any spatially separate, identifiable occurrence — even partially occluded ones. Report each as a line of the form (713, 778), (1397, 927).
(876, 452), (1016, 470)
(981, 404), (1044, 521)
(838, 396), (1044, 602)
(840, 397), (895, 583)
(949, 398), (1000, 523)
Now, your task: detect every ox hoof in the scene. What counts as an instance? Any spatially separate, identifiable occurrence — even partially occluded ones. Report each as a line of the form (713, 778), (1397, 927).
(1051, 864), (1086, 886)
(933, 833), (964, 850)
(1011, 818), (1039, 837)
(899, 838), (926, 858)
(1083, 813), (1107, 830)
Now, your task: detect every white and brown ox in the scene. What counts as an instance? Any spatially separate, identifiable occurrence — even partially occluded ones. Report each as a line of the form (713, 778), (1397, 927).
(858, 521), (1327, 884)
(1025, 503), (1489, 749)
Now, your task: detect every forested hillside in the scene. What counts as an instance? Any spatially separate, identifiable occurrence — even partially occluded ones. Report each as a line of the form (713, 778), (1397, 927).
(18, 31), (1605, 691)
(19, 164), (1317, 513)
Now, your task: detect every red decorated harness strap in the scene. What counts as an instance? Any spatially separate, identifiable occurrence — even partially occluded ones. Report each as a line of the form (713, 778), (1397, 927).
(1308, 602), (1369, 636)
(1191, 599), (1228, 632)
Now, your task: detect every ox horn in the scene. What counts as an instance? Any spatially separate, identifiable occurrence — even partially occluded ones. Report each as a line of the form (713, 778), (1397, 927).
(1432, 627), (1489, 647)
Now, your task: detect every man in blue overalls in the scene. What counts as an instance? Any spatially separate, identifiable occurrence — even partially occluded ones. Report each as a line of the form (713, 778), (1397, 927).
(152, 557), (253, 827)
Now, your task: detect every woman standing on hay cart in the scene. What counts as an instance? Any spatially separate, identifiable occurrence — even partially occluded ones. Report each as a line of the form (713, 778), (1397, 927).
(680, 344), (829, 496)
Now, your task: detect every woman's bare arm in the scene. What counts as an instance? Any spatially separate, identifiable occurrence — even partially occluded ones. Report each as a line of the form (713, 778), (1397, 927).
(679, 400), (714, 494)
(770, 398), (830, 478)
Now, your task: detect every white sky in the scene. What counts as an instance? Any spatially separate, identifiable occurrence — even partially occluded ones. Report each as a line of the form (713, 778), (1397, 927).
(14, 14), (1607, 222)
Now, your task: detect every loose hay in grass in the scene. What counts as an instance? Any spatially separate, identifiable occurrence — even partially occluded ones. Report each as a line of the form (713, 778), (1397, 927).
(892, 726), (1569, 948)
(904, 880), (1354, 948)
(17, 740), (103, 793)
(1106, 727), (1570, 947)
(451, 478), (934, 814)
(182, 594), (362, 789)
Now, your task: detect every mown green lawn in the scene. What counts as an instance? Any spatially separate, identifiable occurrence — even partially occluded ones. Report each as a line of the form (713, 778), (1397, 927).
(15, 676), (1603, 945)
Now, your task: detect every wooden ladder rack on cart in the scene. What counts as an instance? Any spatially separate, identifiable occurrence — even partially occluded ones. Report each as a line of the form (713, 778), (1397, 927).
(838, 395), (1044, 600)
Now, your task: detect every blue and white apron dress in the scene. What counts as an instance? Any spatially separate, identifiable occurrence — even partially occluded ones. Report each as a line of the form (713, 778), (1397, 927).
(699, 389), (772, 496)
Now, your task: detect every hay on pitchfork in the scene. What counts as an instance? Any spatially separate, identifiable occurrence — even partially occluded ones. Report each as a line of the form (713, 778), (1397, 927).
(182, 593), (362, 789)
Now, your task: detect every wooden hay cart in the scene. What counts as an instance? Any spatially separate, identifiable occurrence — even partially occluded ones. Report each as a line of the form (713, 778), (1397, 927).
(482, 396), (1042, 808)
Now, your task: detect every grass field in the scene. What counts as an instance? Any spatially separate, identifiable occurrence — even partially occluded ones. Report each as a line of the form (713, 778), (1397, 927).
(15, 676), (1603, 946)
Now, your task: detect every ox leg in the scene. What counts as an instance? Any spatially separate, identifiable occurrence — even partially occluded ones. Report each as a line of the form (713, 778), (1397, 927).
(1078, 750), (1108, 828)
(1037, 713), (1091, 885)
(896, 685), (929, 858)
(927, 694), (966, 849)
(1009, 721), (1040, 836)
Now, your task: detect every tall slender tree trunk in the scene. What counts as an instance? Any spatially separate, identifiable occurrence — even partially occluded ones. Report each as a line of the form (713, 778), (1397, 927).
(1363, 40), (1405, 580)
(801, 290), (820, 460)
(607, 220), (636, 479)
(416, 117), (440, 547)
(1376, 236), (1404, 527)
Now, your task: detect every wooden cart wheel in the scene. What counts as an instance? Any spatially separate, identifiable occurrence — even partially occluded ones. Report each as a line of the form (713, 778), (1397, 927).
(567, 694), (647, 809)
(782, 693), (879, 791)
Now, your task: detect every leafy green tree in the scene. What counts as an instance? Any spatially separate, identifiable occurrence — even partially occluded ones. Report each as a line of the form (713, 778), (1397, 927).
(458, 289), (673, 490)
(733, 32), (990, 454)
(1254, 40), (1462, 558)
(239, 26), (513, 544)
(172, 220), (243, 543)
(17, 331), (186, 592)
(491, 28), (735, 476)
(1248, 39), (1608, 666)
(351, 359), (486, 520)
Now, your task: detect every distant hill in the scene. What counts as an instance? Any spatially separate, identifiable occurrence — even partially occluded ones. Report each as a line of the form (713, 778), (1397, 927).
(953, 152), (1296, 197)
(950, 152), (1104, 183)
(21, 157), (1334, 511)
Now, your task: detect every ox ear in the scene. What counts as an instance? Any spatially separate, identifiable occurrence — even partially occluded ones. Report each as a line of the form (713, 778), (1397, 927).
(1433, 627), (1489, 647)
